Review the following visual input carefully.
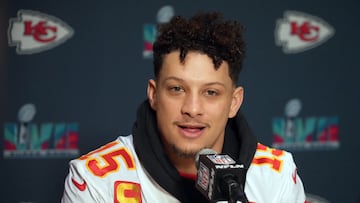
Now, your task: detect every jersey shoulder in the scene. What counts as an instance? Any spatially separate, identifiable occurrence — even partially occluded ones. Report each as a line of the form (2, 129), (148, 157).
(245, 143), (306, 203)
(62, 135), (146, 202)
(251, 143), (296, 173)
(68, 135), (137, 181)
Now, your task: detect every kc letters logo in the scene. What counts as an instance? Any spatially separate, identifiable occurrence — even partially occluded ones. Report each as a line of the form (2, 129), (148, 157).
(275, 11), (335, 54)
(8, 10), (74, 54)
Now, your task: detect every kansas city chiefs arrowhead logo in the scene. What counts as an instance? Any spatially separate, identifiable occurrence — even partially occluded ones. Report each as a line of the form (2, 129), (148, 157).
(275, 11), (335, 54)
(8, 10), (74, 54)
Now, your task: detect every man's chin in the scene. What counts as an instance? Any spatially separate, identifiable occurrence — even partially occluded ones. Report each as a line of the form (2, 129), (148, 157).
(170, 144), (204, 159)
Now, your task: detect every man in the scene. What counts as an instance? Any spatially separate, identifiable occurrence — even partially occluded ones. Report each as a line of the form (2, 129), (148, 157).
(62, 12), (306, 203)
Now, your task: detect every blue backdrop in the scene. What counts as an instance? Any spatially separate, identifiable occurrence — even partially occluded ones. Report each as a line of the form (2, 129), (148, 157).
(1, 1), (359, 202)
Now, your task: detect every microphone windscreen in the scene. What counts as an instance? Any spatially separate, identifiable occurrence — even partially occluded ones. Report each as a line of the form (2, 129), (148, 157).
(195, 148), (217, 169)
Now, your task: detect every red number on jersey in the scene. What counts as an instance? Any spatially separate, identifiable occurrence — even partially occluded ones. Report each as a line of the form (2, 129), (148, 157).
(79, 141), (136, 177)
(252, 143), (284, 172)
(114, 181), (142, 203)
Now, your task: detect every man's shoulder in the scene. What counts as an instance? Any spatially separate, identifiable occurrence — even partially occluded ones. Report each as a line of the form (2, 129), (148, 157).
(246, 143), (306, 202)
(62, 135), (150, 202)
(67, 135), (140, 181)
(247, 143), (300, 190)
(69, 135), (135, 167)
(249, 143), (297, 177)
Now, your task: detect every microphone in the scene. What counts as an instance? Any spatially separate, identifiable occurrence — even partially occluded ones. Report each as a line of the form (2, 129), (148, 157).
(195, 148), (249, 203)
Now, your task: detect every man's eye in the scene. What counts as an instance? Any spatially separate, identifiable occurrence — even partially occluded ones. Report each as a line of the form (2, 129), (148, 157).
(170, 86), (183, 92)
(206, 90), (218, 96)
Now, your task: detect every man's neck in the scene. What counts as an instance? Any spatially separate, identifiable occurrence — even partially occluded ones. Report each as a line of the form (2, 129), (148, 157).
(165, 151), (198, 175)
(175, 158), (198, 175)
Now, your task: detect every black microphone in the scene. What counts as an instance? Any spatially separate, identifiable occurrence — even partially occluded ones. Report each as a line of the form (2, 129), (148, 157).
(195, 149), (249, 203)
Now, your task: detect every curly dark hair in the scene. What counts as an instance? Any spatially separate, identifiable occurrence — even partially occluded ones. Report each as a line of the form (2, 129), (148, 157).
(152, 12), (246, 84)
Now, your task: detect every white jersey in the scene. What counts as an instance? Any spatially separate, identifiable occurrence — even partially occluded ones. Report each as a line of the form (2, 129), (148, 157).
(61, 135), (305, 203)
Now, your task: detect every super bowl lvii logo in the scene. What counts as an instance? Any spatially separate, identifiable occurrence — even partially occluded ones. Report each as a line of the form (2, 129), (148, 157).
(3, 103), (79, 158)
(272, 99), (339, 151)
(143, 5), (174, 59)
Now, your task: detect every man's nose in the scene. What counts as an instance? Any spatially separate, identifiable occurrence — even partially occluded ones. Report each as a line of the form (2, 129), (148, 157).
(181, 93), (203, 118)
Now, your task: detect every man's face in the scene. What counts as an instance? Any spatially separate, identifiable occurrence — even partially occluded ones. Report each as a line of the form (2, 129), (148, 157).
(147, 51), (243, 158)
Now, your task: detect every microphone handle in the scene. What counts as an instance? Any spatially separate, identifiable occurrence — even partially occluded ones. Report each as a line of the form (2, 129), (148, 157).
(222, 174), (249, 203)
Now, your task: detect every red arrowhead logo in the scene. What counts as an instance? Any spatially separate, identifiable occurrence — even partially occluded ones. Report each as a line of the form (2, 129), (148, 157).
(275, 10), (335, 54)
(8, 10), (74, 54)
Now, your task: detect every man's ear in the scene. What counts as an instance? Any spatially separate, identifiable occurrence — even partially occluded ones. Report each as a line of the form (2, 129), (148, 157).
(228, 86), (244, 118)
(147, 79), (157, 110)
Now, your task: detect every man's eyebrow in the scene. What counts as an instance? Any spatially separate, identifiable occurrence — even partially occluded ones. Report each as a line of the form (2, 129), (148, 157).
(162, 76), (226, 88)
(163, 76), (184, 83)
(204, 82), (226, 88)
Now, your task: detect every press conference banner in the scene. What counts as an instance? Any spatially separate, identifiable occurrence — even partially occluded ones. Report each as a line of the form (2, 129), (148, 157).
(1, 1), (359, 202)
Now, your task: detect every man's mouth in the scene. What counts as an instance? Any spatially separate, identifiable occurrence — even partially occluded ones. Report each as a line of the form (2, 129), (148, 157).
(180, 125), (204, 131)
(177, 123), (207, 138)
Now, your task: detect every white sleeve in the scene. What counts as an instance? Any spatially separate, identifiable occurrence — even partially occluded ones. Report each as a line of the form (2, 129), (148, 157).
(278, 153), (306, 203)
(61, 161), (100, 203)
(245, 145), (306, 203)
